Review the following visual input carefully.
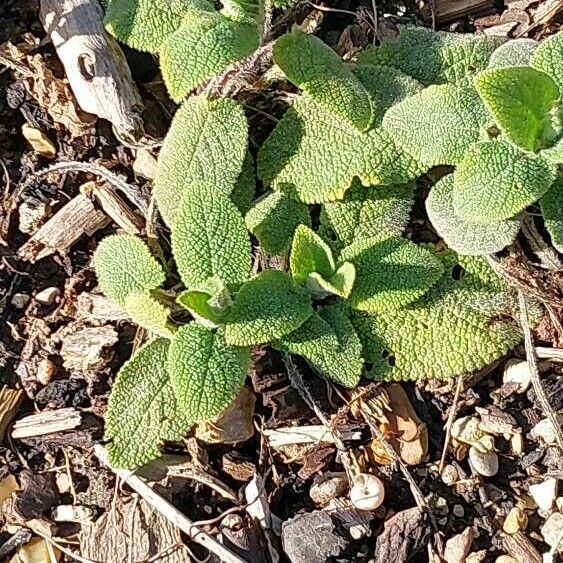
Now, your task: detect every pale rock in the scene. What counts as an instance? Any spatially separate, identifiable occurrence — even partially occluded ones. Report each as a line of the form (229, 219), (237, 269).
(35, 286), (60, 306)
(503, 358), (532, 393)
(495, 556), (519, 563)
(531, 417), (563, 446)
(502, 506), (528, 534)
(36, 358), (56, 386)
(133, 148), (158, 180)
(11, 293), (29, 309)
(529, 478), (558, 512)
(349, 473), (385, 511)
(22, 123), (56, 158)
(441, 464), (459, 486)
(310, 472), (348, 506)
(541, 512), (563, 553)
(510, 432), (524, 455)
(469, 445), (498, 477)
(452, 416), (494, 452)
(444, 526), (474, 563)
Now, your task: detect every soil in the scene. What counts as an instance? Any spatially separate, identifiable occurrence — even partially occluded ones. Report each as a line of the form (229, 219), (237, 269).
(0, 0), (562, 562)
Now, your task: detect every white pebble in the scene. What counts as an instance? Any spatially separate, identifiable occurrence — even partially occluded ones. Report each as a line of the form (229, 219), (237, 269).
(349, 473), (385, 511)
(503, 359), (532, 393)
(469, 446), (498, 477)
(11, 293), (29, 309)
(529, 478), (558, 512)
(35, 286), (60, 306)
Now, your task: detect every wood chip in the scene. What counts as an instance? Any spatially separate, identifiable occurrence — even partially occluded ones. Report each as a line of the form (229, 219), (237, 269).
(0, 387), (24, 442)
(18, 194), (110, 262)
(264, 424), (362, 447)
(12, 407), (82, 439)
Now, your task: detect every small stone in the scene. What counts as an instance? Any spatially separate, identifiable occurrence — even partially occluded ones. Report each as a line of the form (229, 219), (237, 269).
(531, 417), (563, 446)
(52, 504), (94, 523)
(36, 358), (56, 386)
(310, 472), (348, 506)
(541, 512), (563, 553)
(35, 287), (60, 306)
(133, 148), (158, 180)
(495, 556), (519, 563)
(21, 123), (56, 158)
(349, 473), (385, 511)
(441, 464), (459, 486)
(452, 416), (494, 452)
(510, 432), (524, 455)
(503, 358), (532, 393)
(556, 497), (563, 512)
(18, 197), (50, 234)
(529, 478), (558, 512)
(502, 506), (528, 534)
(466, 550), (486, 563)
(11, 293), (30, 309)
(469, 445), (498, 477)
(453, 504), (464, 518)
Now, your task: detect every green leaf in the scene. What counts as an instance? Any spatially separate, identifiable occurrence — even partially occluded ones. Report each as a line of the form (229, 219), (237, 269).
(319, 181), (414, 253)
(308, 261), (356, 299)
(453, 140), (556, 224)
(531, 30), (563, 100)
(225, 270), (313, 346)
(356, 26), (505, 85)
(352, 64), (423, 126)
(168, 324), (248, 421)
(105, 338), (190, 468)
(220, 0), (261, 23)
(93, 234), (165, 306)
(155, 95), (248, 227)
(426, 174), (520, 256)
(104, 0), (213, 53)
(487, 39), (538, 68)
(540, 178), (563, 253)
(541, 137), (563, 164)
(177, 277), (232, 328)
(274, 304), (363, 387)
(382, 83), (489, 167)
(273, 30), (373, 131)
(290, 224), (335, 283)
(245, 191), (311, 254)
(340, 236), (444, 312)
(171, 183), (252, 290)
(231, 152), (257, 215)
(351, 251), (523, 381)
(258, 95), (422, 203)
(475, 67), (559, 151)
(160, 11), (259, 102)
(124, 291), (175, 338)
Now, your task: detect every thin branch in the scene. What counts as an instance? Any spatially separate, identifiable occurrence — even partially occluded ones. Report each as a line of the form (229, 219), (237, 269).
(438, 375), (463, 474)
(518, 290), (563, 453)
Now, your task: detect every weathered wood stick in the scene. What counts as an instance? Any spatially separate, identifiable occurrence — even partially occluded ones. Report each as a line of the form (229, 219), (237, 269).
(40, 0), (144, 140)
(12, 407), (82, 439)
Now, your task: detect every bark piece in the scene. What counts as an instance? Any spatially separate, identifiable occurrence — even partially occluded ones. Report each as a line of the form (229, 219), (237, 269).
(11, 407), (82, 439)
(40, 0), (144, 140)
(18, 194), (110, 262)
(0, 387), (24, 441)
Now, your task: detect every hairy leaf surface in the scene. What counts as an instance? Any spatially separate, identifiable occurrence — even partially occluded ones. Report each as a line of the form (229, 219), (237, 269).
(351, 252), (523, 381)
(340, 236), (444, 312)
(453, 140), (556, 223)
(168, 324), (247, 421)
(104, 0), (212, 52)
(319, 181), (414, 252)
(274, 30), (373, 130)
(488, 39), (537, 68)
(124, 291), (175, 338)
(275, 304), (363, 387)
(356, 26), (505, 85)
(308, 261), (356, 299)
(540, 178), (563, 253)
(426, 174), (520, 255)
(172, 183), (251, 289)
(475, 66), (559, 151)
(105, 339), (190, 468)
(382, 84), (489, 167)
(531, 30), (563, 99)
(160, 11), (259, 101)
(245, 192), (310, 254)
(231, 152), (257, 214)
(225, 270), (313, 346)
(290, 224), (335, 283)
(94, 234), (165, 306)
(258, 96), (421, 203)
(155, 95), (248, 227)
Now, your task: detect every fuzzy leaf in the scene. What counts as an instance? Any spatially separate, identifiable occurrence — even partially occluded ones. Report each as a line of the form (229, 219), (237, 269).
(105, 339), (190, 468)
(124, 291), (175, 338)
(275, 304), (363, 387)
(382, 83), (489, 167)
(541, 137), (563, 164)
(453, 140), (556, 224)
(309, 261), (356, 299)
(290, 224), (335, 283)
(220, 0), (261, 23)
(531, 30), (563, 100)
(160, 11), (259, 102)
(225, 270), (313, 346)
(351, 252), (523, 381)
(340, 236), (444, 312)
(168, 324), (247, 421)
(245, 192), (310, 254)
(93, 234), (165, 306)
(426, 174), (520, 256)
(231, 152), (257, 214)
(273, 30), (373, 130)
(540, 178), (563, 253)
(104, 0), (213, 53)
(352, 64), (423, 125)
(258, 95), (422, 203)
(319, 181), (414, 253)
(488, 39), (538, 68)
(155, 95), (248, 227)
(475, 67), (559, 151)
(356, 26), (505, 85)
(172, 183), (251, 289)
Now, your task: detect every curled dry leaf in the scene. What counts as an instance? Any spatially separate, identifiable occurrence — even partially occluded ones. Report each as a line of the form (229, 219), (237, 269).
(21, 123), (56, 158)
(357, 383), (428, 465)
